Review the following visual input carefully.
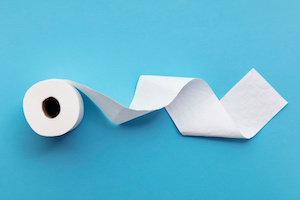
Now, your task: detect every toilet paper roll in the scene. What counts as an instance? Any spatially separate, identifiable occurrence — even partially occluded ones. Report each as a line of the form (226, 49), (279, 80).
(23, 79), (84, 137)
(23, 69), (287, 138)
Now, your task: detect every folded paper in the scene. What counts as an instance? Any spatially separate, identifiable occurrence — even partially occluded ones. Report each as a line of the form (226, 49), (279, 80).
(23, 69), (287, 138)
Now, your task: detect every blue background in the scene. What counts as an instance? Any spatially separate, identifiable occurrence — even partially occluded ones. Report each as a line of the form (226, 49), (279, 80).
(0, 0), (299, 199)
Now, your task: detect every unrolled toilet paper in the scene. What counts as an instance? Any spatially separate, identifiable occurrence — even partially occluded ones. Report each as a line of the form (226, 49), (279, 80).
(23, 69), (287, 138)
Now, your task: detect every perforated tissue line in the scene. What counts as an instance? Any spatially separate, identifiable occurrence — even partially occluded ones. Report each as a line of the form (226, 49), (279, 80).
(23, 69), (287, 138)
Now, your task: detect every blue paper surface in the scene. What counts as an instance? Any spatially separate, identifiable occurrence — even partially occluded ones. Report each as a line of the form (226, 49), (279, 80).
(0, 0), (299, 199)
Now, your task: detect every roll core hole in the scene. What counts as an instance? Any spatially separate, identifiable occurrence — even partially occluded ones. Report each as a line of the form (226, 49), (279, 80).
(42, 97), (60, 118)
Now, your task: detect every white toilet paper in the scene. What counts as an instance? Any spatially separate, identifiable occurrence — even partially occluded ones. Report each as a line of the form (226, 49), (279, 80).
(23, 69), (287, 138)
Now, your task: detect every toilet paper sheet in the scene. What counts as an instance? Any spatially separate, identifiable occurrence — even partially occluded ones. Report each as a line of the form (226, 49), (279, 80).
(23, 69), (287, 138)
